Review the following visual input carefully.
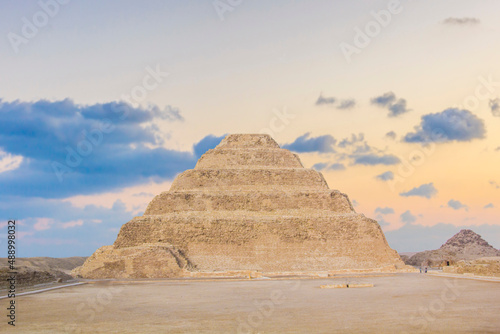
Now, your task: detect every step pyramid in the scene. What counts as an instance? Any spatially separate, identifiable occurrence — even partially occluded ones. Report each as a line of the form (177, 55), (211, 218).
(76, 134), (405, 278)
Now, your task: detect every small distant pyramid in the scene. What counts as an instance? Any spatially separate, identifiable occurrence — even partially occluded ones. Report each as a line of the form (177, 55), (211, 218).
(406, 229), (500, 267)
(440, 229), (496, 250)
(75, 134), (406, 278)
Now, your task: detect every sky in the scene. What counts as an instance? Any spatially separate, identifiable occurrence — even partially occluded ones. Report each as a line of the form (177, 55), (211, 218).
(0, 0), (499, 257)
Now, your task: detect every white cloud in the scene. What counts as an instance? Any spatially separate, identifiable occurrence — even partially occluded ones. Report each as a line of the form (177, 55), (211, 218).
(0, 150), (23, 173)
(61, 219), (84, 229)
(33, 218), (55, 231)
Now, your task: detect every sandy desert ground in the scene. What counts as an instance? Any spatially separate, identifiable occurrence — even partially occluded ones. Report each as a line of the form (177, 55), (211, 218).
(1, 273), (499, 333)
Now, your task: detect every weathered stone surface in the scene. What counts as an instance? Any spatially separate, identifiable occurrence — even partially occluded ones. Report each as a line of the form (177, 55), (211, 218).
(170, 169), (329, 191)
(72, 244), (191, 279)
(145, 190), (354, 214)
(112, 212), (399, 272)
(77, 134), (405, 278)
(195, 148), (303, 169)
(216, 134), (280, 148)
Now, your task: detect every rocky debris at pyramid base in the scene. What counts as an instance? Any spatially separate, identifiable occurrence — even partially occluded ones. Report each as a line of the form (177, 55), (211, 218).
(72, 244), (192, 279)
(443, 257), (500, 278)
(406, 229), (500, 268)
(75, 134), (412, 279)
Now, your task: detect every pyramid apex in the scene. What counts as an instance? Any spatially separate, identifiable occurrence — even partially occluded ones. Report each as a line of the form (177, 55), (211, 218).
(216, 134), (280, 149)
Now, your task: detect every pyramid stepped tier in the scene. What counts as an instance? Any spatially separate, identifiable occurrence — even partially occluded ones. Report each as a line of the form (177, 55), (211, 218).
(195, 148), (303, 169)
(75, 134), (407, 278)
(170, 169), (329, 191)
(112, 213), (400, 272)
(195, 134), (302, 169)
(144, 190), (354, 214)
(216, 134), (281, 148)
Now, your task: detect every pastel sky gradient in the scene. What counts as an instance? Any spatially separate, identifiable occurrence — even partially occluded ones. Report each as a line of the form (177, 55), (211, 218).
(1, 0), (499, 257)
